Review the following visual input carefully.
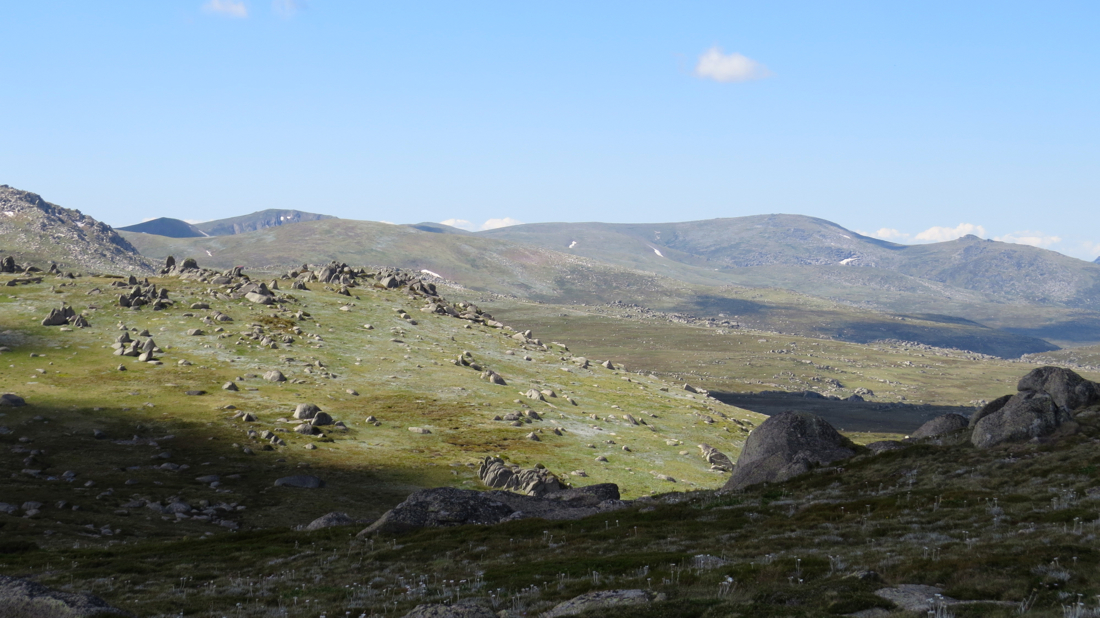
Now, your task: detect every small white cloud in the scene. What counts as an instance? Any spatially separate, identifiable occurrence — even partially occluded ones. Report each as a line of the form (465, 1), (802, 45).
(867, 228), (910, 241)
(441, 218), (477, 232)
(202, 0), (248, 18)
(694, 46), (773, 83)
(913, 223), (986, 243)
(480, 217), (523, 231)
(993, 231), (1062, 249)
(272, 0), (304, 18)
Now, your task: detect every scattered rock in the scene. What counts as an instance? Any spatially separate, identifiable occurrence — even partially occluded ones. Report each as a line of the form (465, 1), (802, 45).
(274, 475), (325, 489)
(972, 391), (1070, 448)
(1017, 366), (1100, 412)
(408, 427), (431, 434)
(293, 403), (321, 420)
(263, 370), (286, 382)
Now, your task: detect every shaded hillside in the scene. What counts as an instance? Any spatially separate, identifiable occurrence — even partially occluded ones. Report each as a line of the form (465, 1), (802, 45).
(195, 208), (335, 236)
(118, 217), (206, 238)
(0, 184), (153, 273)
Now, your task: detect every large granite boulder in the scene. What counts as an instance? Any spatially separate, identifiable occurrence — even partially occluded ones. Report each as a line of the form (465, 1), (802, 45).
(0, 393), (26, 407)
(1017, 366), (1100, 412)
(972, 391), (1071, 449)
(721, 411), (855, 491)
(477, 457), (565, 496)
(401, 601), (497, 618)
(910, 413), (969, 440)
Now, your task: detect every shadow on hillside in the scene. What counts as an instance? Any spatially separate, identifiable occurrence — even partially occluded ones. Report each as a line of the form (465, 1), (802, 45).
(710, 391), (977, 434)
(1001, 314), (1100, 347)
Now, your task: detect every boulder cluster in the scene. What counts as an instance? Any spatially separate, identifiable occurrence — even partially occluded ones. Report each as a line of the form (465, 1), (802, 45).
(40, 303), (90, 328)
(720, 366), (1100, 492)
(113, 277), (172, 310)
(111, 327), (164, 363)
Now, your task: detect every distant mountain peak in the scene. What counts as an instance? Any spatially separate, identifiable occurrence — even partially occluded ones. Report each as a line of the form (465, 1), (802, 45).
(195, 209), (335, 236)
(119, 217), (206, 238)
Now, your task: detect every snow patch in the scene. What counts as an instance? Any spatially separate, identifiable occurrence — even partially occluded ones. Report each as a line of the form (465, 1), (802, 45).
(653, 248), (664, 258)
(205, 250), (213, 257)
(420, 269), (443, 279)
(3, 211), (15, 217)
(840, 235), (851, 239)
(568, 241), (577, 249)
(840, 257), (857, 265)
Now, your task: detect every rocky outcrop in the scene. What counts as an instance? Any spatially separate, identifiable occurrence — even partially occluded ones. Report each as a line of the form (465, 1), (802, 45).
(477, 457), (565, 496)
(721, 411), (856, 491)
(358, 484), (625, 536)
(0, 574), (133, 616)
(910, 413), (969, 439)
(0, 185), (153, 274)
(971, 367), (1100, 448)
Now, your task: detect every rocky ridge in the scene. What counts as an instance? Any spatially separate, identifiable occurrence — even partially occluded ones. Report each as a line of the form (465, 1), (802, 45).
(0, 185), (153, 274)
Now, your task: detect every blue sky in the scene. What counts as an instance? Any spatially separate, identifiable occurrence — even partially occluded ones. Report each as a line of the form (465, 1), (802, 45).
(2, 1), (1098, 260)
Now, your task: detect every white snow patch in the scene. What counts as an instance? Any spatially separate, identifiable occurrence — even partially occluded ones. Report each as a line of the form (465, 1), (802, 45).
(653, 248), (664, 258)
(420, 269), (443, 279)
(840, 258), (857, 265)
(205, 250), (213, 257)
(840, 235), (851, 239)
(568, 241), (577, 249)
(3, 211), (15, 217)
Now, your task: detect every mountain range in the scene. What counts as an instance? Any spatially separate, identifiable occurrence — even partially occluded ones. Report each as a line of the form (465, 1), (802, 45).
(118, 209), (333, 237)
(3, 183), (1098, 354)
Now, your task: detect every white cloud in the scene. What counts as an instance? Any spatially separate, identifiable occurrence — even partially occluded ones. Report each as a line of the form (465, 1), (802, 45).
(481, 217), (523, 230)
(440, 217), (523, 232)
(993, 231), (1062, 249)
(202, 0), (248, 18)
(1079, 241), (1100, 259)
(440, 219), (477, 232)
(868, 228), (910, 241)
(694, 46), (773, 83)
(913, 223), (986, 243)
(272, 0), (304, 18)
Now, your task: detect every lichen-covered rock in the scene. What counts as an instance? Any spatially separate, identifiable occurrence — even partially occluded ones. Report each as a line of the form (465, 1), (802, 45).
(910, 413), (969, 439)
(721, 411), (855, 491)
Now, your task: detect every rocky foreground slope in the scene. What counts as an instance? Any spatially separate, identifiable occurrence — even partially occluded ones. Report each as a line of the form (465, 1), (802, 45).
(0, 185), (153, 274)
